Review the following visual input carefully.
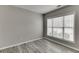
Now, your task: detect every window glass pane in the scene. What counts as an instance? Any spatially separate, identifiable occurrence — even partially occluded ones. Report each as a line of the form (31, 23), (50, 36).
(64, 14), (74, 27)
(64, 28), (74, 42)
(53, 28), (63, 38)
(53, 17), (63, 27)
(47, 28), (52, 36)
(47, 19), (52, 27)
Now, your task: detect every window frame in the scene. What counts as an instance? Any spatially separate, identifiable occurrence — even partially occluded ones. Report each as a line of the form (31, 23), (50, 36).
(47, 14), (75, 43)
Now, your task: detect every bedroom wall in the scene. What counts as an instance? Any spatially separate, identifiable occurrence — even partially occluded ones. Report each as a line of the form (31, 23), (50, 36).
(43, 5), (79, 49)
(0, 6), (43, 48)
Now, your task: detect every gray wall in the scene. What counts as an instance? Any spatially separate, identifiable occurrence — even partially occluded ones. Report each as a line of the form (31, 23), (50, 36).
(0, 6), (43, 48)
(43, 5), (79, 49)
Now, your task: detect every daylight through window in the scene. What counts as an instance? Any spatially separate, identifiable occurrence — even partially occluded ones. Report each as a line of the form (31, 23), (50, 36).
(47, 14), (74, 42)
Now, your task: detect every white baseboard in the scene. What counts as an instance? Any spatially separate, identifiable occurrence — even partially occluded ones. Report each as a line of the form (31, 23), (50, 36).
(43, 37), (79, 52)
(0, 38), (42, 50)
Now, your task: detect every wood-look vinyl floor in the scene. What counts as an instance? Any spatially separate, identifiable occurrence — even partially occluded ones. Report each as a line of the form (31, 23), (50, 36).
(0, 39), (78, 53)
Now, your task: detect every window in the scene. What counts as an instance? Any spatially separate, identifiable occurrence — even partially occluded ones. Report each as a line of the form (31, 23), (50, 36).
(64, 14), (74, 42)
(47, 19), (53, 36)
(47, 14), (74, 42)
(52, 17), (63, 39)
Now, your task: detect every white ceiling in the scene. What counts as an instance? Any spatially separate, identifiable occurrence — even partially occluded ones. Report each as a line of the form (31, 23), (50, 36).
(13, 5), (65, 14)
